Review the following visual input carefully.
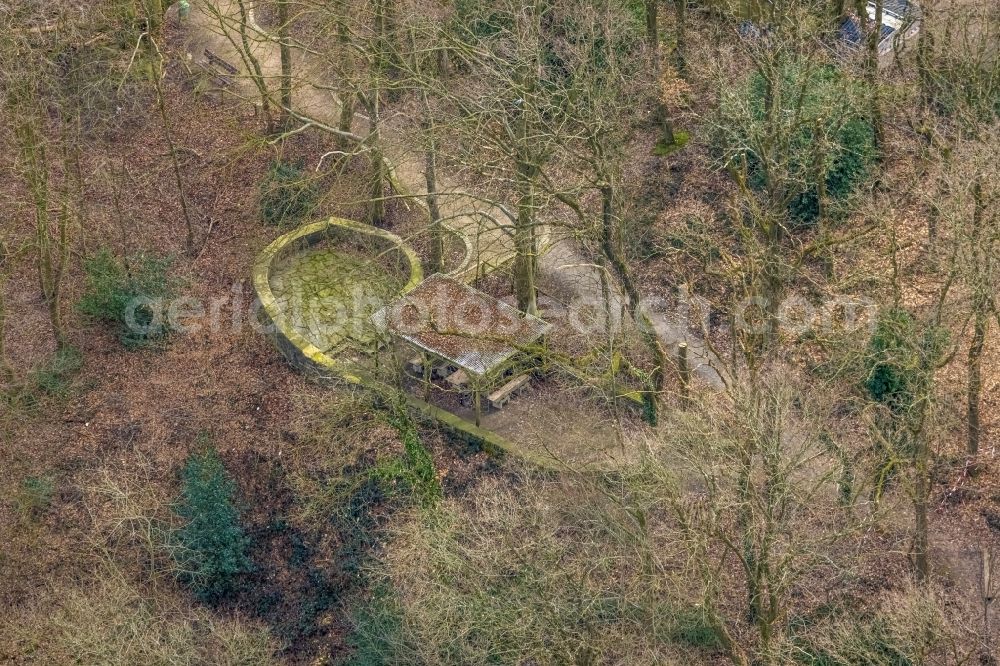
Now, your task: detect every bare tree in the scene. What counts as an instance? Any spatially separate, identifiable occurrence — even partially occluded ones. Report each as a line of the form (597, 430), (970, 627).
(406, 24), (447, 272)
(611, 371), (868, 664)
(673, 0), (688, 76)
(277, 0), (292, 128)
(963, 173), (997, 456)
(528, 0), (670, 422)
(863, 213), (959, 583)
(932, 130), (999, 456)
(0, 238), (16, 384)
(711, 15), (874, 351)
(858, 0), (885, 154)
(433, 0), (568, 314)
(7, 62), (73, 349)
(206, 0), (277, 131)
(145, 32), (197, 254)
(908, 1), (1000, 457)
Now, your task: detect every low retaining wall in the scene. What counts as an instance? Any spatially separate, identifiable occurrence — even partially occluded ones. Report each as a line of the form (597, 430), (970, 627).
(252, 216), (422, 375)
(381, 154), (519, 284)
(252, 216), (549, 466)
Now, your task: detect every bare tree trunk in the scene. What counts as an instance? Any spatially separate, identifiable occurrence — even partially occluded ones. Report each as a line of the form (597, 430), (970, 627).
(229, 0), (274, 131)
(657, 112), (676, 148)
(412, 27), (444, 273)
(277, 0), (292, 128)
(914, 437), (931, 582)
(916, 1), (935, 110)
(813, 120), (834, 277)
(599, 185), (665, 425)
(149, 39), (196, 254)
(144, 0), (164, 35)
(673, 0), (687, 76)
(968, 306), (986, 456)
(738, 452), (764, 622)
(751, 226), (785, 351)
(365, 0), (392, 226)
(644, 0), (658, 49)
(678, 342), (690, 403)
(30, 151), (54, 335)
(651, 56), (675, 146)
(927, 176), (946, 259)
(37, 184), (69, 350)
(49, 193), (71, 350)
(512, 48), (540, 315)
(338, 92), (356, 145)
(656, 82), (676, 146)
(423, 118), (444, 273)
(909, 358), (936, 584)
(436, 46), (450, 80)
(0, 242), (13, 384)
(644, 0), (675, 146)
(366, 91), (387, 227)
(514, 156), (538, 315)
(0, 285), (10, 384)
(374, 0), (396, 78)
(864, 0), (886, 155)
(967, 179), (988, 456)
(334, 0), (356, 148)
(18, 115), (71, 349)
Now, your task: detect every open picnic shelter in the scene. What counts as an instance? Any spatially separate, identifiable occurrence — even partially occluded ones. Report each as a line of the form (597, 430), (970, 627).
(372, 274), (551, 424)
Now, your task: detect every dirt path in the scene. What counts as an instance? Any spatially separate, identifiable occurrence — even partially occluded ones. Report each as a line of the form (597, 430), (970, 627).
(180, 0), (723, 388)
(185, 0), (517, 281)
(541, 240), (725, 389)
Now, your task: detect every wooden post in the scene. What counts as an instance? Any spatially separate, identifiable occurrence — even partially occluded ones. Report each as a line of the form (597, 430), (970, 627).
(678, 341), (690, 404)
(474, 378), (482, 427)
(423, 352), (431, 401)
(981, 546), (995, 647)
(392, 343), (403, 390)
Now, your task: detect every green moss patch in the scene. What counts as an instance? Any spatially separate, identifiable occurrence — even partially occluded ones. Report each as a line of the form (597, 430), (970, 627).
(652, 130), (690, 156)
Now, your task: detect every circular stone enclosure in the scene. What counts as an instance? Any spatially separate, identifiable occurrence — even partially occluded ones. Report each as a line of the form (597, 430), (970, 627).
(253, 217), (423, 377)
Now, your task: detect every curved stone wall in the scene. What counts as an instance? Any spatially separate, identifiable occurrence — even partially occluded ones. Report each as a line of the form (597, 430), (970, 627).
(253, 217), (422, 372)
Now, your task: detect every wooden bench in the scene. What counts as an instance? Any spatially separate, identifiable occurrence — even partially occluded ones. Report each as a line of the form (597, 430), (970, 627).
(201, 48), (237, 89)
(205, 48), (238, 75)
(445, 368), (469, 388)
(407, 356), (455, 380)
(488, 373), (530, 409)
(432, 363), (457, 380)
